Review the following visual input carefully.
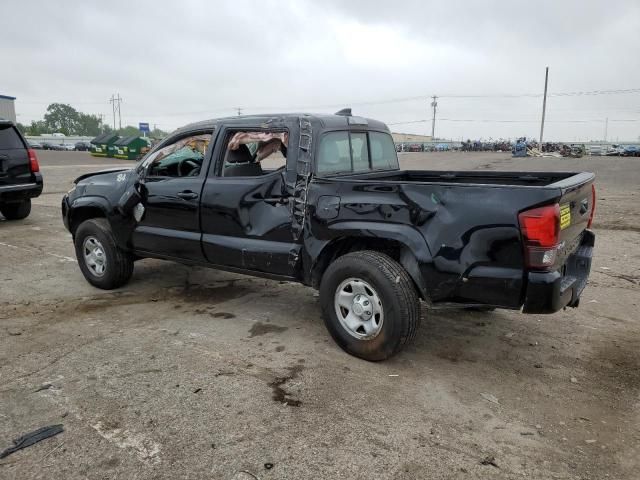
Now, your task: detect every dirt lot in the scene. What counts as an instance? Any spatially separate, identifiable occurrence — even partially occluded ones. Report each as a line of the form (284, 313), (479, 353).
(1, 150), (638, 479)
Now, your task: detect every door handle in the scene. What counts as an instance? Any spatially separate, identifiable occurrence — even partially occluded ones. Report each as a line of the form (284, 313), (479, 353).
(177, 190), (198, 200)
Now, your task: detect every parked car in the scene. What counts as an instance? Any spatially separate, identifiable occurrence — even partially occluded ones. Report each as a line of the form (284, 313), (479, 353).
(605, 145), (625, 156)
(621, 145), (640, 157)
(42, 142), (65, 151)
(408, 143), (423, 152)
(61, 143), (76, 151)
(75, 141), (91, 151)
(62, 112), (596, 361)
(0, 120), (43, 220)
(27, 140), (43, 149)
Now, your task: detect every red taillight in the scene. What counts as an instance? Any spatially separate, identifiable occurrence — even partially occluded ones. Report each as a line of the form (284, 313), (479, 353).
(587, 183), (596, 229)
(519, 204), (560, 269)
(27, 148), (40, 173)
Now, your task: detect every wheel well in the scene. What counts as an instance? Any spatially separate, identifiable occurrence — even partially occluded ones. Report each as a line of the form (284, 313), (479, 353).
(70, 207), (105, 235)
(311, 237), (427, 299)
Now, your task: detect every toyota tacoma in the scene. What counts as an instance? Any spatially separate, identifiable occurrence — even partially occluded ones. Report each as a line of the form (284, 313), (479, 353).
(62, 111), (595, 360)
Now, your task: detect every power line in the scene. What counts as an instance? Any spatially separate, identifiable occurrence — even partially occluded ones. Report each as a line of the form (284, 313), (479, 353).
(109, 93), (122, 130)
(430, 96), (437, 138)
(387, 118), (638, 125)
(15, 86), (640, 116)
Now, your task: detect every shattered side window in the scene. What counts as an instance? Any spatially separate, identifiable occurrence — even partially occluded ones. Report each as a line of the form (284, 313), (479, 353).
(143, 133), (212, 178)
(222, 130), (288, 176)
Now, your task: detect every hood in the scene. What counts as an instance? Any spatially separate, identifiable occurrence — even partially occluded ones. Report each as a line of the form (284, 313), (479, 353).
(74, 167), (132, 184)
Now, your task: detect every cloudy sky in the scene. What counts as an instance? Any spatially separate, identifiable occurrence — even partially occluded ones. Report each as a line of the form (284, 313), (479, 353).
(3, 0), (639, 141)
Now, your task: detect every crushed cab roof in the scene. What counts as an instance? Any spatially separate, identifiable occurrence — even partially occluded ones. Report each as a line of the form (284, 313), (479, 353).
(174, 113), (390, 136)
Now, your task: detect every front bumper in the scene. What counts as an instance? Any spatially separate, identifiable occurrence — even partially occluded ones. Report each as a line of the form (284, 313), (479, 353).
(522, 230), (595, 314)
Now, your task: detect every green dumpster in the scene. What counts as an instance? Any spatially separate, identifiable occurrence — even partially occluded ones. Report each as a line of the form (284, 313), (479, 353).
(90, 132), (120, 158)
(113, 136), (152, 160)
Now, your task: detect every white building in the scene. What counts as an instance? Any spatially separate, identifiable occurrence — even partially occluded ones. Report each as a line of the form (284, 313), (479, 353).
(0, 94), (17, 123)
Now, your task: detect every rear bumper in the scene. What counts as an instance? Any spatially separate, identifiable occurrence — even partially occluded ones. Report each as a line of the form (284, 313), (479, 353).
(522, 230), (595, 314)
(0, 177), (43, 203)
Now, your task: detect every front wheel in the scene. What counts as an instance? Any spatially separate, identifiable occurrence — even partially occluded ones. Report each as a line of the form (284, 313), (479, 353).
(0, 199), (31, 220)
(319, 251), (421, 361)
(74, 218), (134, 289)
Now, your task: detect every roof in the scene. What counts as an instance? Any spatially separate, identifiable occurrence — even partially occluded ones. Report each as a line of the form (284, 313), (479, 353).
(174, 113), (390, 135)
(0, 94), (16, 101)
(91, 132), (119, 144)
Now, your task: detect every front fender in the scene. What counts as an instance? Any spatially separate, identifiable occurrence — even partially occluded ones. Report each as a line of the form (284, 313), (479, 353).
(67, 195), (133, 250)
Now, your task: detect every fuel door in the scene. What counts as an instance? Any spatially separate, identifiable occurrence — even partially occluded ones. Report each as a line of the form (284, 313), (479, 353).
(317, 195), (341, 220)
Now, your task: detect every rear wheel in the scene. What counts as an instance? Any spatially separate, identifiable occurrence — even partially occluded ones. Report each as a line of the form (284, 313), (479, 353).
(319, 250), (421, 361)
(0, 199), (31, 220)
(74, 218), (134, 289)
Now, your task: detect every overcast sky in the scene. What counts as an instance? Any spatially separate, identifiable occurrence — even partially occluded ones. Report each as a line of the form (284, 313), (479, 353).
(3, 0), (639, 141)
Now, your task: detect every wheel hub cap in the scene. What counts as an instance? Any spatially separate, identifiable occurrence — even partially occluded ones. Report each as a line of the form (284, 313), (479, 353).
(83, 236), (107, 277)
(334, 278), (384, 340)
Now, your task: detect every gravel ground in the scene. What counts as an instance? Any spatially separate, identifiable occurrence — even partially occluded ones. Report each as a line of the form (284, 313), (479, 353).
(0, 150), (638, 479)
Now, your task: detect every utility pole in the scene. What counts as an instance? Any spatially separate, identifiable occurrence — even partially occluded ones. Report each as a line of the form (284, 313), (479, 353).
(604, 117), (608, 142)
(430, 96), (437, 139)
(539, 66), (549, 146)
(236, 107), (243, 116)
(109, 93), (122, 130)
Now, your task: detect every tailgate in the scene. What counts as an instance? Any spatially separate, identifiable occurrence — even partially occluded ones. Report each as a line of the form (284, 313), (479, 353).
(553, 172), (595, 266)
(0, 124), (30, 187)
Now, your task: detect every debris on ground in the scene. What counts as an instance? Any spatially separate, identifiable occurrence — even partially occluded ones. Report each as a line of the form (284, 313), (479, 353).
(571, 377), (579, 383)
(264, 462), (274, 469)
(480, 393), (499, 404)
(0, 424), (64, 459)
(234, 471), (260, 480)
(480, 455), (499, 468)
(33, 383), (53, 393)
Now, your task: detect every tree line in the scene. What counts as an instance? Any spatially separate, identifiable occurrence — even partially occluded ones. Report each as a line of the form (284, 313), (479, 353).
(17, 103), (168, 139)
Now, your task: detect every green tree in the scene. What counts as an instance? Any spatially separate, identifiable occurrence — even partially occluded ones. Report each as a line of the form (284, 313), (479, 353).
(77, 113), (103, 136)
(27, 120), (47, 135)
(150, 128), (168, 140)
(116, 125), (142, 137)
(16, 122), (26, 134)
(43, 103), (80, 135)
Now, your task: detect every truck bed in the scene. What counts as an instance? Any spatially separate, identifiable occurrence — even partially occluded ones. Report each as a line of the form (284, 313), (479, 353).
(341, 169), (586, 187)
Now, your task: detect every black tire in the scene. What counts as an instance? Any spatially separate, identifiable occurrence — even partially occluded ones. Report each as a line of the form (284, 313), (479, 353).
(74, 218), (134, 289)
(319, 250), (421, 361)
(0, 199), (31, 220)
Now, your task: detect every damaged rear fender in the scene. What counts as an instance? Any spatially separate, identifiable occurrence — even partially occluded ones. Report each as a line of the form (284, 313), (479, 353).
(308, 222), (433, 301)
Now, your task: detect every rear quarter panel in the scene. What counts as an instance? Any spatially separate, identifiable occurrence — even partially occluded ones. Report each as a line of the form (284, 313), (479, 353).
(307, 178), (563, 307)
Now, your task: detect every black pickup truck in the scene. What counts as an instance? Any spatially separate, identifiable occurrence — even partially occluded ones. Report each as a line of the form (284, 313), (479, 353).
(0, 120), (43, 220)
(62, 111), (595, 360)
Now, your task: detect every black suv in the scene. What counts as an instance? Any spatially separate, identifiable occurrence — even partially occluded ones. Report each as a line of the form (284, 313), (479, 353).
(0, 120), (43, 220)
